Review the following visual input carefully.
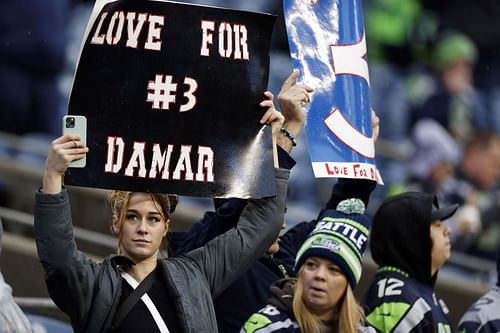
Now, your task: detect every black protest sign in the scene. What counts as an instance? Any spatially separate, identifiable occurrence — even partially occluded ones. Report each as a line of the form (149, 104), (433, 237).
(65, 0), (277, 198)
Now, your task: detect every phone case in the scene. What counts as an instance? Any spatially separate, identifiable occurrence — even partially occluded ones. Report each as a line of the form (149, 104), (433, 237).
(62, 115), (87, 168)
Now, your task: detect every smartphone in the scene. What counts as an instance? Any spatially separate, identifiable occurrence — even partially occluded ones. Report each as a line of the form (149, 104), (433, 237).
(62, 115), (87, 168)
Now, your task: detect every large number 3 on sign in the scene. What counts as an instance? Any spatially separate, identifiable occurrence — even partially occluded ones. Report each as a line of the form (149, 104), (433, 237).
(324, 33), (374, 159)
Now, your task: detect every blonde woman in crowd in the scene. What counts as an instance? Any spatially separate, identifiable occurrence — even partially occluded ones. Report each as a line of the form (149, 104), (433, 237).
(241, 198), (376, 333)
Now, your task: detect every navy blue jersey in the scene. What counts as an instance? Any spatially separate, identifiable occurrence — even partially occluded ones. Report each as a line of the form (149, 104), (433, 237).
(364, 267), (452, 333)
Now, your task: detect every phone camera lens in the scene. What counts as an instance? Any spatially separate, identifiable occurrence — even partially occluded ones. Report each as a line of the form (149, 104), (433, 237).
(66, 117), (75, 128)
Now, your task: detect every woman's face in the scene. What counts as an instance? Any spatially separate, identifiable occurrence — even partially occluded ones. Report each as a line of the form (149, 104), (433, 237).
(299, 256), (348, 320)
(117, 193), (168, 263)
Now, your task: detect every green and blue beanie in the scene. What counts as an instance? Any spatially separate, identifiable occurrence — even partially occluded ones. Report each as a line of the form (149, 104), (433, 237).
(295, 198), (370, 288)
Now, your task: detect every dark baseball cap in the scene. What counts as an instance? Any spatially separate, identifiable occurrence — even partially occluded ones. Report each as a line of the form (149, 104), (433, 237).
(430, 197), (459, 222)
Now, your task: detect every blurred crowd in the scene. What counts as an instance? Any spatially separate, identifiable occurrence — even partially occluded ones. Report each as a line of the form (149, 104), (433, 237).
(365, 0), (500, 263)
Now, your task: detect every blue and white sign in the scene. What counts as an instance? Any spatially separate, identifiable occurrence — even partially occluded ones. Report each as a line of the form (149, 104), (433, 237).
(283, 0), (381, 182)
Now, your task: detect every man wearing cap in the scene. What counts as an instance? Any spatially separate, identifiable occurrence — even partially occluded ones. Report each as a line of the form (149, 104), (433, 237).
(363, 192), (458, 333)
(457, 245), (500, 333)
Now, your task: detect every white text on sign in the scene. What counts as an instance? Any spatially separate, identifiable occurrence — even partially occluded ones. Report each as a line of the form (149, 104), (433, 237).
(146, 75), (198, 111)
(104, 136), (215, 182)
(90, 11), (250, 60)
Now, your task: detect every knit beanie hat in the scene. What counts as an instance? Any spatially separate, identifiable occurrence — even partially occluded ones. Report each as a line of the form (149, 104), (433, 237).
(295, 199), (370, 288)
(433, 32), (477, 71)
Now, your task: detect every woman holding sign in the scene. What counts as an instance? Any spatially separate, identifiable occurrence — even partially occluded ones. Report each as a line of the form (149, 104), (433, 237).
(34, 95), (288, 332)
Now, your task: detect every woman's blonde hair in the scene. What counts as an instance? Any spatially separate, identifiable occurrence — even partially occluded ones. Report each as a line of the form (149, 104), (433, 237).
(106, 191), (178, 255)
(338, 284), (366, 333)
(292, 269), (365, 333)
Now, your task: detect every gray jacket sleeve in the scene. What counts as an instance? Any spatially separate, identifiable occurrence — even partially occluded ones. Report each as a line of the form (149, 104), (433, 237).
(34, 188), (99, 324)
(187, 168), (289, 298)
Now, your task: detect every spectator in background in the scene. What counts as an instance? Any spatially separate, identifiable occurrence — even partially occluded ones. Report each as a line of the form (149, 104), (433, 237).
(421, 0), (500, 134)
(407, 119), (481, 251)
(457, 245), (500, 332)
(411, 32), (489, 145)
(458, 132), (500, 193)
(241, 199), (376, 333)
(364, 192), (458, 333)
(0, 0), (71, 203)
(458, 132), (500, 259)
(0, 219), (36, 333)
(0, 0), (69, 137)
(407, 119), (461, 196)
